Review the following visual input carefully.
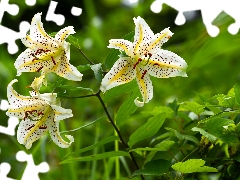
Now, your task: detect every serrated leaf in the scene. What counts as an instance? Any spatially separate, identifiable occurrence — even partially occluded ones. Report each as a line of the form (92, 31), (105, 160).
(142, 106), (174, 118)
(103, 80), (138, 102)
(203, 117), (239, 145)
(172, 159), (218, 173)
(165, 128), (200, 145)
(133, 159), (171, 176)
(128, 113), (167, 148)
(116, 89), (140, 126)
(62, 135), (119, 159)
(103, 31), (134, 70)
(191, 127), (217, 143)
(212, 94), (235, 108)
(179, 101), (205, 115)
(60, 151), (129, 164)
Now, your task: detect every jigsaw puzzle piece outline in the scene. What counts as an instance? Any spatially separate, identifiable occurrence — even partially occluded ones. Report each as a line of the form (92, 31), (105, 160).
(16, 151), (49, 180)
(0, 162), (16, 180)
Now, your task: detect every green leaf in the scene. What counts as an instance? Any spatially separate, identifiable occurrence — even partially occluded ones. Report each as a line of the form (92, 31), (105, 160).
(212, 94), (235, 108)
(165, 128), (200, 145)
(103, 80), (138, 102)
(60, 151), (129, 164)
(128, 113), (167, 148)
(142, 106), (174, 118)
(179, 101), (205, 115)
(67, 35), (81, 49)
(103, 31), (134, 69)
(191, 127), (217, 143)
(62, 135), (119, 159)
(168, 99), (179, 116)
(203, 117), (239, 145)
(172, 159), (218, 173)
(90, 63), (103, 82)
(77, 64), (91, 72)
(234, 83), (240, 106)
(116, 89), (140, 126)
(130, 140), (175, 152)
(133, 159), (171, 176)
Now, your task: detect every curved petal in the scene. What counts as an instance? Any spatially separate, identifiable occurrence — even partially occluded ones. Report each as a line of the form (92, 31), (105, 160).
(17, 118), (49, 149)
(17, 106), (53, 149)
(52, 53), (83, 81)
(100, 57), (136, 92)
(14, 48), (55, 76)
(131, 16), (154, 57)
(51, 105), (73, 121)
(48, 120), (74, 148)
(55, 26), (75, 44)
(108, 39), (132, 56)
(30, 13), (57, 46)
(147, 28), (173, 54)
(135, 67), (153, 107)
(30, 75), (46, 92)
(146, 49), (188, 78)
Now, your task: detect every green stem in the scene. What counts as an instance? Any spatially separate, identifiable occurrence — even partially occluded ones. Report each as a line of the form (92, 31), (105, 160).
(78, 49), (95, 65)
(95, 91), (144, 180)
(181, 147), (199, 162)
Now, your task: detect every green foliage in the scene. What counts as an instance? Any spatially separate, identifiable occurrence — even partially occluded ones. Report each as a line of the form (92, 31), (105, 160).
(133, 159), (171, 176)
(172, 159), (218, 173)
(128, 113), (167, 147)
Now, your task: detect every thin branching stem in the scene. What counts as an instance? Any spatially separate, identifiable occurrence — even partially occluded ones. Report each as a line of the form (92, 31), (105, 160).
(61, 90), (144, 179)
(78, 49), (95, 65)
(95, 90), (144, 180)
(60, 94), (96, 99)
(181, 147), (199, 162)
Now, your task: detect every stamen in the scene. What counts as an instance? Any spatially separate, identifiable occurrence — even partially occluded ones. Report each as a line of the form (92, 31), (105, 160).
(51, 56), (56, 65)
(36, 66), (43, 72)
(141, 70), (147, 79)
(38, 112), (44, 116)
(26, 124), (35, 131)
(35, 49), (51, 56)
(39, 126), (47, 129)
(133, 58), (142, 69)
(24, 110), (37, 120)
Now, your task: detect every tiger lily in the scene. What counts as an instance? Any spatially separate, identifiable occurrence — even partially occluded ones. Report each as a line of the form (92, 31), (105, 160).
(6, 79), (74, 149)
(14, 12), (82, 81)
(100, 16), (187, 107)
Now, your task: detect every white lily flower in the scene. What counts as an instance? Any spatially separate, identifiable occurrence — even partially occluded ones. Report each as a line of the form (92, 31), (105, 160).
(100, 16), (187, 107)
(14, 12), (82, 81)
(6, 79), (74, 149)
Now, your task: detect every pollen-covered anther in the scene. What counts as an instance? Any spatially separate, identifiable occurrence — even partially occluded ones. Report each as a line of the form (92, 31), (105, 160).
(39, 126), (47, 129)
(141, 70), (147, 79)
(24, 110), (37, 120)
(36, 66), (43, 72)
(51, 56), (56, 65)
(148, 53), (152, 57)
(38, 111), (44, 116)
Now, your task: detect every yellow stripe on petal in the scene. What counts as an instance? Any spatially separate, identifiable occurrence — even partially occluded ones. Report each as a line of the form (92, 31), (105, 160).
(147, 50), (187, 78)
(147, 28), (173, 53)
(108, 39), (132, 55)
(135, 67), (153, 106)
(100, 58), (136, 92)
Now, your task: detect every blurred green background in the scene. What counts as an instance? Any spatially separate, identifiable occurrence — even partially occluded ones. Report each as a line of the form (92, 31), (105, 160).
(1, 0), (240, 179)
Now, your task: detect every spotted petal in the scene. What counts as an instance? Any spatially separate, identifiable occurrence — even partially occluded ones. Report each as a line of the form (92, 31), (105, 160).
(14, 48), (56, 76)
(55, 26), (75, 44)
(131, 16), (154, 57)
(100, 57), (136, 92)
(146, 28), (173, 54)
(48, 119), (74, 148)
(108, 39), (132, 56)
(17, 116), (49, 149)
(6, 79), (47, 120)
(135, 67), (153, 107)
(52, 53), (83, 81)
(146, 49), (187, 78)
